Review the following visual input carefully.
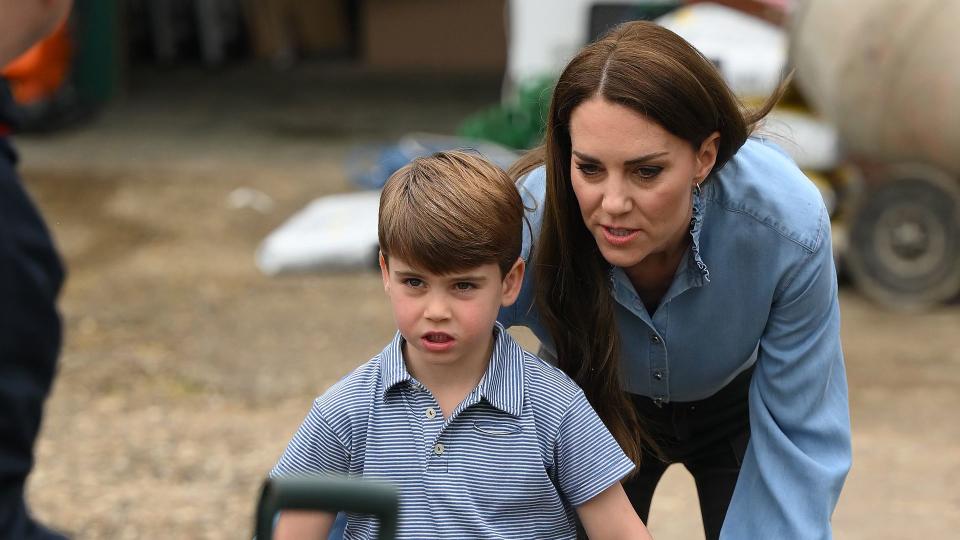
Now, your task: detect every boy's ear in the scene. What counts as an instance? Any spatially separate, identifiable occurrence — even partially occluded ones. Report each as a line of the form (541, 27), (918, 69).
(500, 257), (525, 307)
(378, 251), (390, 292)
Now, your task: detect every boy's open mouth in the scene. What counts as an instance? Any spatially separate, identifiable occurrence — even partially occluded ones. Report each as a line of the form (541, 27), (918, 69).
(421, 332), (455, 352)
(423, 332), (452, 343)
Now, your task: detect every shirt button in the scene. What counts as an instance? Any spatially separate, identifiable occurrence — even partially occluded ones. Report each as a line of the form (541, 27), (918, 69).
(653, 370), (663, 380)
(433, 443), (445, 455)
(651, 335), (662, 344)
(425, 407), (437, 419)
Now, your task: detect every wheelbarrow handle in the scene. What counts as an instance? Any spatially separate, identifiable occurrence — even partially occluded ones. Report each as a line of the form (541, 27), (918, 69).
(255, 475), (399, 540)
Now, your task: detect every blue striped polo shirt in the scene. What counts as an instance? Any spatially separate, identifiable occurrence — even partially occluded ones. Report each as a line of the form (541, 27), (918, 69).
(270, 323), (635, 539)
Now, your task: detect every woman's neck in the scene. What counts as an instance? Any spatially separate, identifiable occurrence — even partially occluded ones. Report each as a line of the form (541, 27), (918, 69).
(625, 229), (691, 313)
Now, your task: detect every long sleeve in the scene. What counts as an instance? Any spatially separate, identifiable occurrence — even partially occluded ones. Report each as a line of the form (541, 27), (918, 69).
(720, 211), (851, 539)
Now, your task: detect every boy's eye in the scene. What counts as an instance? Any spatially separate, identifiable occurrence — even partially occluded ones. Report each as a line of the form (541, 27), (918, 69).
(453, 282), (476, 291)
(403, 278), (425, 288)
(634, 166), (663, 179)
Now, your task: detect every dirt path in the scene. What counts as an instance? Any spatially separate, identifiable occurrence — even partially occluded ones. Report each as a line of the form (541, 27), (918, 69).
(14, 68), (960, 539)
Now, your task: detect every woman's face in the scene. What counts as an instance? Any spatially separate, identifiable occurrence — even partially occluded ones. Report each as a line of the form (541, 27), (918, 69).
(568, 96), (718, 271)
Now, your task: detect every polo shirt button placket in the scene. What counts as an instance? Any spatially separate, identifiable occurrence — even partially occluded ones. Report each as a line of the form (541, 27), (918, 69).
(433, 443), (445, 455)
(425, 407), (437, 420)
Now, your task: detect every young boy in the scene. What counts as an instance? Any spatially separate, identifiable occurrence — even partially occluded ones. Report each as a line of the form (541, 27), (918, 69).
(270, 151), (651, 539)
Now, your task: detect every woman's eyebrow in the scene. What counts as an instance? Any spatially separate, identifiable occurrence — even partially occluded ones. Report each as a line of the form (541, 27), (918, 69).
(624, 152), (669, 166)
(571, 150), (601, 163)
(572, 150), (668, 165)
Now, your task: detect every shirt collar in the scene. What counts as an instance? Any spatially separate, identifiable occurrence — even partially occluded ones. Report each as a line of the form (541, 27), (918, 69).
(378, 322), (525, 418)
(477, 322), (525, 417)
(379, 331), (412, 398)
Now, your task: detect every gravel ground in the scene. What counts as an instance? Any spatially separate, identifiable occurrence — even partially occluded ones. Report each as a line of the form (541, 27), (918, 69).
(13, 67), (960, 539)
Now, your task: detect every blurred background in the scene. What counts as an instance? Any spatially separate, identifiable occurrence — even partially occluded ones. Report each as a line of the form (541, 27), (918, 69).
(6, 0), (959, 538)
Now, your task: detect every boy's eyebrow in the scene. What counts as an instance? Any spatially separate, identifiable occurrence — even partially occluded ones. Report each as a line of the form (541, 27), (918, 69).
(572, 150), (668, 166)
(393, 270), (488, 282)
(447, 274), (488, 282)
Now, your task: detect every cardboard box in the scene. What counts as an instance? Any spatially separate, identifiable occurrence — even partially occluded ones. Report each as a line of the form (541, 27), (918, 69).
(362, 0), (507, 73)
(247, 0), (352, 60)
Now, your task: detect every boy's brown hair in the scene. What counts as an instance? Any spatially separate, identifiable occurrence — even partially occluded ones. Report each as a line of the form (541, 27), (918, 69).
(378, 151), (523, 277)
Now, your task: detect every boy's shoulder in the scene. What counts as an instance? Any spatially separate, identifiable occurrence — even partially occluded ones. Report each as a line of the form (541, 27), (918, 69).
(499, 333), (585, 413)
(311, 354), (384, 422)
(521, 351), (582, 400)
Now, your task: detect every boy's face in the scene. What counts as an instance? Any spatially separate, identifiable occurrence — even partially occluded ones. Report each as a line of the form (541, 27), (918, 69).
(379, 254), (524, 370)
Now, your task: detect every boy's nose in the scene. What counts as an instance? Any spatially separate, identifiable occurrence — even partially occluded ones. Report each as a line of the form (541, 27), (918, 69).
(423, 295), (451, 321)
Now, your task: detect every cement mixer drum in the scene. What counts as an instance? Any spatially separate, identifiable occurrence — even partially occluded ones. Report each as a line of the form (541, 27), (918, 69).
(790, 0), (960, 175)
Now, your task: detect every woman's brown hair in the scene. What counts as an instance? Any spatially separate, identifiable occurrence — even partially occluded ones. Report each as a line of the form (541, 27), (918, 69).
(510, 21), (785, 465)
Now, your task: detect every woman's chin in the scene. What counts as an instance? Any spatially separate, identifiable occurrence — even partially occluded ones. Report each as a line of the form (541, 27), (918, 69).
(598, 245), (646, 269)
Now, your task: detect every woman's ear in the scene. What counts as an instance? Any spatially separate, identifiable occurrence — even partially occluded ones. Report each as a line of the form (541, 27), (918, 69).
(378, 252), (390, 293)
(500, 257), (526, 307)
(695, 131), (721, 183)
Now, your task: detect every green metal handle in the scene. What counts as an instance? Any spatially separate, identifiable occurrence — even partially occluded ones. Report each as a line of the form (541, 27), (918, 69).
(255, 475), (398, 540)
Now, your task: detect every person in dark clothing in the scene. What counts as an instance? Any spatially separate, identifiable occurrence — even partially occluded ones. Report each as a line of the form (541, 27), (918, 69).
(1, 1), (74, 538)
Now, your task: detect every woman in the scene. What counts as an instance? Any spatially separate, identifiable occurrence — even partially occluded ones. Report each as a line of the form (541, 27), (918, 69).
(499, 21), (851, 539)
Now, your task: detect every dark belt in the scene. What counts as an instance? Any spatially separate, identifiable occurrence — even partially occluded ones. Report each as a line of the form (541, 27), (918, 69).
(629, 365), (754, 460)
(635, 364), (754, 410)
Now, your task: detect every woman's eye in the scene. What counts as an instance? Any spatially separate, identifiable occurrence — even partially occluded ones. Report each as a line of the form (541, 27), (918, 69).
(575, 162), (601, 176)
(635, 166), (663, 179)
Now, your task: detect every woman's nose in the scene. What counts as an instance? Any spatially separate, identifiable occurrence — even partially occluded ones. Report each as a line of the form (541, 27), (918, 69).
(600, 178), (633, 215)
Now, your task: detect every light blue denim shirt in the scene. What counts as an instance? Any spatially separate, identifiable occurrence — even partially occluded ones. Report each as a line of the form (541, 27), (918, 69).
(499, 138), (851, 539)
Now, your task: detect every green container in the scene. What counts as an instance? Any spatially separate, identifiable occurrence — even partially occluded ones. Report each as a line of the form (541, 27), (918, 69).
(72, 0), (121, 104)
(255, 475), (399, 540)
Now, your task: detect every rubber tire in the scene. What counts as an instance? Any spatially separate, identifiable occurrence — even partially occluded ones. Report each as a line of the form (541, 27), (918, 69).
(845, 163), (960, 310)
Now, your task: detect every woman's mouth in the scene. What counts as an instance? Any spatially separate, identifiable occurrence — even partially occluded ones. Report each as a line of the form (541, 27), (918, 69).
(421, 332), (455, 352)
(601, 226), (640, 246)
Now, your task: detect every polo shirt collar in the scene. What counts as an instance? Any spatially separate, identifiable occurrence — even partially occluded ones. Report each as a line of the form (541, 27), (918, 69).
(378, 322), (525, 418)
(477, 322), (525, 418)
(379, 331), (412, 398)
